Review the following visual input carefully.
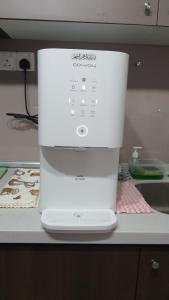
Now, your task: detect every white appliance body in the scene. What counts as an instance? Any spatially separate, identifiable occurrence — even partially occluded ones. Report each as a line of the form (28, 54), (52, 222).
(38, 48), (129, 233)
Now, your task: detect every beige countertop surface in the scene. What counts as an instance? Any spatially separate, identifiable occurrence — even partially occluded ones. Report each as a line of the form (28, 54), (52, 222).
(0, 207), (168, 244)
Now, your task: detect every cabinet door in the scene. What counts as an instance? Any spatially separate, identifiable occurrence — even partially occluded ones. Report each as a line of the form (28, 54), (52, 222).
(61, 246), (138, 300)
(32, 245), (139, 300)
(0, 0), (158, 25)
(2, 245), (35, 300)
(158, 0), (169, 26)
(1, 245), (139, 300)
(136, 246), (169, 300)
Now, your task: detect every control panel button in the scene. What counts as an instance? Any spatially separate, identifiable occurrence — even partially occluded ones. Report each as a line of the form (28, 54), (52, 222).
(81, 84), (86, 91)
(70, 109), (75, 116)
(76, 125), (88, 137)
(69, 97), (75, 105)
(70, 83), (78, 91)
(80, 99), (86, 107)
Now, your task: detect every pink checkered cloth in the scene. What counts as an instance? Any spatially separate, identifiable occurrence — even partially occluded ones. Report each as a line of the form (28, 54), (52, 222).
(116, 181), (153, 213)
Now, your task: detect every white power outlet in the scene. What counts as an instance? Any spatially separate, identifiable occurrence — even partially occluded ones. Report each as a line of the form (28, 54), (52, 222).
(0, 51), (35, 71)
(16, 52), (35, 71)
(0, 51), (16, 70)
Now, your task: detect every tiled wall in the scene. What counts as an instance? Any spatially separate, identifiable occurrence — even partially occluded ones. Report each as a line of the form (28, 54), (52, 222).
(0, 39), (169, 163)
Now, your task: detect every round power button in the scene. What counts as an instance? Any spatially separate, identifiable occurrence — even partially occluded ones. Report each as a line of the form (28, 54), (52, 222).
(76, 125), (88, 137)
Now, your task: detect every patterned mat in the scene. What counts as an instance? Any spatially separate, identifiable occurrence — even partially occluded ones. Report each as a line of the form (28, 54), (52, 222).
(117, 181), (153, 213)
(0, 168), (40, 208)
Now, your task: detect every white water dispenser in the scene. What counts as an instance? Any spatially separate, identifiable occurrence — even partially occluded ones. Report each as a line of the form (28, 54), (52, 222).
(38, 48), (129, 233)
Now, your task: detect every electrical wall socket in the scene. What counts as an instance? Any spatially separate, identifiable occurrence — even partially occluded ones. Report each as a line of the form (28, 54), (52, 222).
(0, 51), (35, 71)
(0, 51), (16, 71)
(16, 52), (35, 71)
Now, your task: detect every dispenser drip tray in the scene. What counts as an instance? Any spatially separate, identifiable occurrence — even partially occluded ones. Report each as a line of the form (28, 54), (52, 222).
(41, 209), (117, 233)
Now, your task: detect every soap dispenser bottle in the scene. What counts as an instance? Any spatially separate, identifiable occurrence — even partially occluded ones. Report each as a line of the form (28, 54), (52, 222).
(131, 146), (143, 164)
(129, 146), (143, 178)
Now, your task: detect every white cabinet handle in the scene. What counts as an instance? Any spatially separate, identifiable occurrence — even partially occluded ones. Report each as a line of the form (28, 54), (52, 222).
(144, 1), (151, 15)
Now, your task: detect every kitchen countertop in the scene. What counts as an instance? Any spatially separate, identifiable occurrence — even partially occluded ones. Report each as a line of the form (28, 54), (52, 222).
(0, 161), (168, 244)
(0, 207), (168, 244)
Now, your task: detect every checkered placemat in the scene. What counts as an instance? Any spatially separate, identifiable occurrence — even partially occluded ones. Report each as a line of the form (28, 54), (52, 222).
(117, 181), (153, 213)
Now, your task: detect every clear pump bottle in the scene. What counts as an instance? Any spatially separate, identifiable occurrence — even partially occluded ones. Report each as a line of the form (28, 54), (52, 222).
(129, 146), (143, 178)
(131, 146), (143, 164)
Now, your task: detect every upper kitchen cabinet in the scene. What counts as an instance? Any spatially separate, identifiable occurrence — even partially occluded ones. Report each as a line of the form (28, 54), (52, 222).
(0, 0), (158, 25)
(158, 0), (169, 26)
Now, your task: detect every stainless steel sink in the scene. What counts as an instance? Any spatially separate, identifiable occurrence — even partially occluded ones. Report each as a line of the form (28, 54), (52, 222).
(135, 182), (169, 214)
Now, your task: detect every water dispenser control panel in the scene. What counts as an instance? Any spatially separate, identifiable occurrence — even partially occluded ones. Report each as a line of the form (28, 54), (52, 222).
(69, 78), (98, 120)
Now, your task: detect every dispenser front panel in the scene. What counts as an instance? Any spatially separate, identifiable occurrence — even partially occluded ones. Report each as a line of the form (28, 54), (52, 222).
(40, 147), (119, 211)
(38, 48), (129, 148)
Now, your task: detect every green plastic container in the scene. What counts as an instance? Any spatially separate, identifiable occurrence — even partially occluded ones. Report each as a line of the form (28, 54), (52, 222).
(129, 161), (164, 180)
